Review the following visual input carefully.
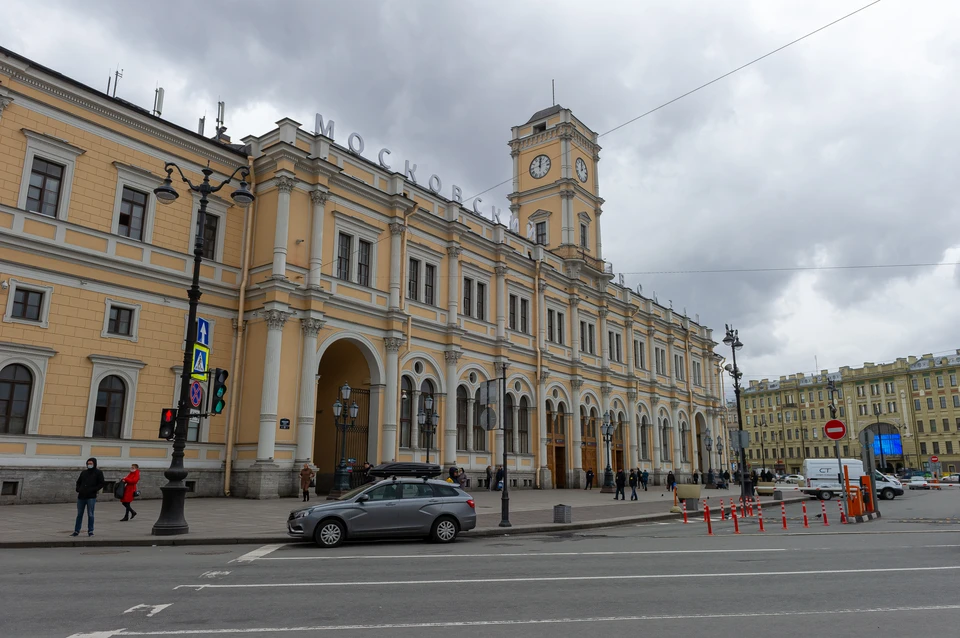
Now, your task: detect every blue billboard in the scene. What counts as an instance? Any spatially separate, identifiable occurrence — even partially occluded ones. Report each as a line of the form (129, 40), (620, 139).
(873, 433), (902, 456)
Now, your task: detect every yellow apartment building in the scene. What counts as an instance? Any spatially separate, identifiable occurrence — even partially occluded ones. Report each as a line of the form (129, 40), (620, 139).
(0, 47), (724, 503)
(741, 351), (960, 475)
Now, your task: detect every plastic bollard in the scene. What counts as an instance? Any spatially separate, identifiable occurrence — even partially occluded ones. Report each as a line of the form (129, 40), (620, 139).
(820, 499), (830, 526)
(705, 506), (713, 535)
(781, 501), (788, 530)
(732, 506), (740, 534)
(802, 500), (810, 528)
(838, 499), (847, 524)
(682, 498), (688, 524)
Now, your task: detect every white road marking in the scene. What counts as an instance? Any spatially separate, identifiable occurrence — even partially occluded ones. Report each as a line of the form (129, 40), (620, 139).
(175, 564), (960, 590)
(232, 544), (285, 563)
(67, 603), (960, 635)
(200, 571), (232, 579)
(122, 604), (172, 618)
(258, 548), (785, 561)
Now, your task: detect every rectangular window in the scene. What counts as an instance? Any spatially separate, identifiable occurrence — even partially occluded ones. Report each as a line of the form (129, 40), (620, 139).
(11, 288), (43, 321)
(856, 386), (865, 397)
(615, 333), (622, 362)
(407, 259), (420, 301)
(588, 324), (596, 355)
(508, 295), (517, 330)
(674, 354), (685, 381)
(463, 278), (473, 317)
(954, 396), (960, 408)
(948, 441), (955, 454)
(839, 406), (845, 418)
(820, 408), (825, 419)
(951, 374), (957, 387)
(26, 157), (64, 217)
(547, 309), (555, 343)
(912, 379), (919, 391)
(535, 221), (547, 245)
(941, 397), (948, 409)
(818, 391), (823, 401)
(924, 378), (931, 390)
(200, 213), (219, 261)
(931, 420), (937, 433)
(938, 376), (944, 388)
(423, 263), (435, 304)
(476, 282), (486, 320)
(635, 340), (646, 369)
(107, 306), (133, 336)
(520, 299), (529, 333)
(808, 391), (814, 402)
(336, 233), (352, 280)
(655, 347), (666, 375)
(944, 419), (950, 432)
(927, 398), (935, 410)
(753, 399), (757, 409)
(356, 240), (371, 287)
(556, 312), (564, 345)
(118, 186), (147, 240)
(920, 442), (927, 455)
(917, 420), (924, 433)
(915, 399), (922, 411)
(580, 223), (588, 248)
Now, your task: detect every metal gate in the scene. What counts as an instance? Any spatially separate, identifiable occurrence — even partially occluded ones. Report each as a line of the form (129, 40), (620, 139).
(317, 388), (371, 493)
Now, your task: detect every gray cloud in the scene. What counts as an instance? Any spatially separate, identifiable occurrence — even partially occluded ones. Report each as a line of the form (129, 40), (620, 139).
(3, 0), (959, 379)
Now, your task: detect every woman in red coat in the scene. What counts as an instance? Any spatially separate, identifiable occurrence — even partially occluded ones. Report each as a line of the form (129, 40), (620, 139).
(120, 463), (140, 521)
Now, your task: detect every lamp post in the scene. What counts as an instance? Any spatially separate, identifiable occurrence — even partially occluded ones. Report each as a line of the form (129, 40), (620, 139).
(600, 411), (615, 493)
(717, 439), (725, 482)
(873, 404), (885, 473)
(417, 393), (440, 464)
(704, 427), (713, 479)
(151, 163), (253, 536)
(330, 382), (360, 498)
(723, 324), (751, 501)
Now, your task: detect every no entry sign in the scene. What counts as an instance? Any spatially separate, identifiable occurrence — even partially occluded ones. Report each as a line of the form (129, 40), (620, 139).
(824, 419), (846, 440)
(931, 455), (939, 463)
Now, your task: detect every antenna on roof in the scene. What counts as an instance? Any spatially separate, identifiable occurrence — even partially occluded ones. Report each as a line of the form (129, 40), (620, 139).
(198, 115), (205, 136)
(618, 273), (624, 287)
(215, 101), (228, 141)
(152, 87), (164, 117)
(636, 283), (642, 296)
(111, 66), (123, 97)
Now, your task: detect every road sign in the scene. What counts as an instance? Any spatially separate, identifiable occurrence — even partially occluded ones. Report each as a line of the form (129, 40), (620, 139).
(858, 428), (875, 448)
(196, 317), (210, 348)
(824, 419), (846, 440)
(931, 455), (939, 463)
(189, 381), (203, 408)
(191, 344), (209, 380)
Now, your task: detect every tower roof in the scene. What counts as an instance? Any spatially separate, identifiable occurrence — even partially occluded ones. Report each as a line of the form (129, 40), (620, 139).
(526, 104), (565, 124)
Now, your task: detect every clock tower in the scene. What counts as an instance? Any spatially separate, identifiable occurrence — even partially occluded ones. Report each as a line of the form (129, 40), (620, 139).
(508, 105), (605, 265)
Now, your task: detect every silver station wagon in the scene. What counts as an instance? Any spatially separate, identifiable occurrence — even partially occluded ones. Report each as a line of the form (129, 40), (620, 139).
(288, 464), (477, 548)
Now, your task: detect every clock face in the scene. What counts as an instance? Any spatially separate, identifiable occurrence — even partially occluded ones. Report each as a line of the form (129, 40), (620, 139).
(529, 154), (551, 179)
(576, 158), (588, 182)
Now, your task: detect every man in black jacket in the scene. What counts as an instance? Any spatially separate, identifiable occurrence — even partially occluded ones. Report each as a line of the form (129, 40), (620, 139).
(614, 468), (627, 500)
(73, 457), (105, 537)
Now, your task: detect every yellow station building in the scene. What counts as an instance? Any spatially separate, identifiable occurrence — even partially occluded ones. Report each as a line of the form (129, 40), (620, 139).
(0, 47), (725, 503)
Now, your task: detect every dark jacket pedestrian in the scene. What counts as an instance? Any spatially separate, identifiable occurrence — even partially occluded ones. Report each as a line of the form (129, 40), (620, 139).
(449, 466), (459, 482)
(693, 470), (700, 484)
(73, 457), (105, 536)
(486, 465), (493, 490)
(299, 463), (315, 502)
(706, 469), (715, 487)
(495, 465), (504, 490)
(585, 468), (595, 489)
(723, 470), (731, 482)
(628, 470), (639, 500)
(614, 469), (627, 500)
(457, 468), (467, 489)
(666, 471), (676, 491)
(641, 470), (649, 490)
(119, 464), (140, 521)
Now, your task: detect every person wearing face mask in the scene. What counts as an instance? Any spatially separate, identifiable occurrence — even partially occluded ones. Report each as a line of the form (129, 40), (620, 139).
(119, 463), (140, 521)
(73, 457), (105, 537)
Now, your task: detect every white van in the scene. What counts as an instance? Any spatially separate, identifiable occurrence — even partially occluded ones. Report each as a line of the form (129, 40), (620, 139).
(801, 458), (903, 500)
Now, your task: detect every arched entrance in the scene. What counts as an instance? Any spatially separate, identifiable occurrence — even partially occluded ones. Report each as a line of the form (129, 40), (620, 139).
(864, 422), (903, 473)
(695, 412), (708, 473)
(313, 336), (383, 494)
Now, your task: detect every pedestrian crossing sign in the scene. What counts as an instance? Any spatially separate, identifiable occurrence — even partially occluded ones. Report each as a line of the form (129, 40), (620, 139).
(191, 344), (209, 380)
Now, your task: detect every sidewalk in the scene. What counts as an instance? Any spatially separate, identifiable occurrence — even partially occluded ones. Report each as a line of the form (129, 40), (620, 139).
(0, 485), (785, 548)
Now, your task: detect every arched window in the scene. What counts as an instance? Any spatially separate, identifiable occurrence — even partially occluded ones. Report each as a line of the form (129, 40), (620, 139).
(93, 375), (126, 439)
(580, 405), (587, 438)
(680, 420), (689, 461)
(518, 396), (530, 454)
(545, 400), (554, 435)
(504, 394), (515, 453)
(639, 414), (649, 460)
(456, 386), (468, 451)
(660, 412), (670, 462)
(615, 411), (625, 446)
(473, 388), (486, 452)
(0, 364), (33, 435)
(589, 407), (599, 439)
(399, 376), (413, 448)
(556, 401), (567, 438)
(418, 379), (435, 449)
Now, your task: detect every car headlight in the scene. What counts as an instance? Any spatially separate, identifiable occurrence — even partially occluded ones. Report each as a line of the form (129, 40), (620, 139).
(292, 509), (310, 519)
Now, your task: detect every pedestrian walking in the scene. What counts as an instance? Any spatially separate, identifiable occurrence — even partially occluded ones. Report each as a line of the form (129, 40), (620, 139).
(495, 465), (504, 491)
(723, 470), (731, 483)
(361, 461), (376, 483)
(614, 469), (626, 500)
(666, 471), (676, 492)
(449, 465), (459, 483)
(299, 463), (315, 502)
(693, 470), (700, 484)
(629, 469), (639, 500)
(458, 467), (467, 489)
(585, 468), (595, 490)
(119, 463), (140, 521)
(641, 469), (649, 491)
(486, 465), (493, 490)
(72, 457), (105, 537)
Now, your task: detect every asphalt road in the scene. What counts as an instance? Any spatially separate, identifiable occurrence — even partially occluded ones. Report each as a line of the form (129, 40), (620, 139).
(5, 490), (960, 638)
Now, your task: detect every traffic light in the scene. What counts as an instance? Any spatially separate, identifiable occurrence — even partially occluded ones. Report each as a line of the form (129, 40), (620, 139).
(159, 408), (177, 440)
(211, 368), (229, 415)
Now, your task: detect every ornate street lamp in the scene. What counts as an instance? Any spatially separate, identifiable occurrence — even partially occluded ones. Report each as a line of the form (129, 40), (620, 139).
(151, 163), (253, 536)
(704, 427), (713, 479)
(600, 411), (616, 493)
(723, 324), (751, 501)
(330, 382), (359, 497)
(417, 393), (440, 464)
(717, 439), (725, 482)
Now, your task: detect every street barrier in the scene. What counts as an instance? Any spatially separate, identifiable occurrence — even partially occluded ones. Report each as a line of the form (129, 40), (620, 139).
(802, 500), (810, 528)
(838, 499), (847, 524)
(820, 499), (830, 526)
(732, 505), (740, 534)
(781, 502), (788, 530)
(705, 505), (713, 535)
(682, 498), (688, 524)
(720, 498), (727, 521)
(757, 503), (766, 532)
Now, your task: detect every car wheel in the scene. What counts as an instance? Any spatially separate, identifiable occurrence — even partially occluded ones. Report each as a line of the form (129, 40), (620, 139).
(881, 488), (895, 501)
(820, 491), (833, 501)
(430, 516), (459, 544)
(314, 519), (346, 548)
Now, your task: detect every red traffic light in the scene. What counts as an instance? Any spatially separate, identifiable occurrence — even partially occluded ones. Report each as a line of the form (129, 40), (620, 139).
(159, 408), (178, 440)
(163, 409), (176, 423)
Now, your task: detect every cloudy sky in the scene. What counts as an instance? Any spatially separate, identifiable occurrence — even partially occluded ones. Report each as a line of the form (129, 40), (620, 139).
(3, 0), (958, 387)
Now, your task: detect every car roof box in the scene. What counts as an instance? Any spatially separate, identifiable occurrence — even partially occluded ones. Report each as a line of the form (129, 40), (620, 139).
(368, 462), (442, 478)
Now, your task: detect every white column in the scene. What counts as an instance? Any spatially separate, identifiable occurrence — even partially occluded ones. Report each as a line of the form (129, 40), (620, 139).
(538, 370), (550, 484)
(410, 390), (420, 453)
(537, 279), (546, 349)
(627, 389), (638, 470)
(570, 295), (581, 360)
(512, 402), (521, 459)
(382, 337), (403, 463)
(388, 222), (405, 310)
(495, 264), (507, 339)
(627, 321), (636, 376)
(295, 318), (325, 462)
(672, 400), (683, 470)
(257, 309), (290, 460)
(446, 245), (461, 326)
(571, 379), (583, 470)
(599, 308), (609, 369)
(652, 398), (662, 474)
(443, 351), (461, 466)
(307, 189), (328, 288)
(466, 398), (475, 452)
(272, 175), (295, 278)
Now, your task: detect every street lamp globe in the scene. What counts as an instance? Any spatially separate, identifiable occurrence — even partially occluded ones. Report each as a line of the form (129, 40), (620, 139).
(154, 176), (179, 204)
(424, 394), (434, 411)
(417, 410), (426, 426)
(332, 399), (342, 418)
(230, 178), (255, 207)
(431, 411), (439, 427)
(340, 382), (351, 401)
(349, 401), (359, 419)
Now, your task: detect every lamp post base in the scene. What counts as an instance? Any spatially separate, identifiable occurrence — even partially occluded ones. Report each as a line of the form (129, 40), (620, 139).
(152, 483), (189, 536)
(328, 466), (351, 500)
(601, 466), (615, 493)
